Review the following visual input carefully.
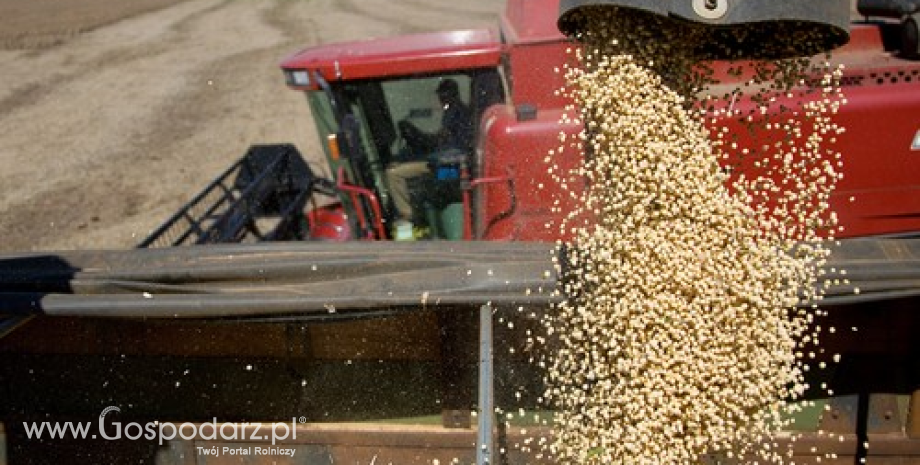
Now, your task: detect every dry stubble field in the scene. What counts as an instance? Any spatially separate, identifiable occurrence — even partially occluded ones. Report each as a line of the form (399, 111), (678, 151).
(0, 0), (503, 251)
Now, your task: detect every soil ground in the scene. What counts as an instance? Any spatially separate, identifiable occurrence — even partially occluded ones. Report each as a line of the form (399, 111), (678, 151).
(0, 0), (503, 251)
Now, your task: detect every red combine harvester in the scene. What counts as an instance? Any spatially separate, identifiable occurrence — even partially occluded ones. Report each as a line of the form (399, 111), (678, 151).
(1, 0), (920, 463)
(276, 0), (919, 243)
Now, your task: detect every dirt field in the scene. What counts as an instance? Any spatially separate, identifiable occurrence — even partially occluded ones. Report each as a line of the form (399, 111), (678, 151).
(0, 0), (503, 251)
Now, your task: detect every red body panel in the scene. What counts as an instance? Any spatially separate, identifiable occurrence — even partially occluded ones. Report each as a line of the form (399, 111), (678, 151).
(829, 23), (920, 237)
(307, 205), (352, 241)
(501, 0), (566, 45)
(280, 29), (502, 89)
(504, 40), (571, 110)
(832, 81), (920, 237)
(477, 106), (582, 241)
(285, 0), (920, 241)
(499, 0), (573, 109)
(478, 2), (920, 241)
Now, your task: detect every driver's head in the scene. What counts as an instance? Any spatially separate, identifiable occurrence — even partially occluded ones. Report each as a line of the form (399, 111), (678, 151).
(436, 79), (461, 105)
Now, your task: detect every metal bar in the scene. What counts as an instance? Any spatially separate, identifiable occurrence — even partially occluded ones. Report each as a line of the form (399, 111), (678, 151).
(211, 151), (289, 243)
(264, 185), (314, 241)
(175, 189), (234, 245)
(140, 145), (316, 248)
(477, 303), (494, 465)
(464, 171), (516, 240)
(908, 388), (920, 438)
(0, 315), (33, 340)
(855, 392), (870, 462)
(138, 160), (242, 248)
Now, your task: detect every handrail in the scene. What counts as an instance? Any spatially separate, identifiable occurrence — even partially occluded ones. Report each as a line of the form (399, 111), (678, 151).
(336, 167), (387, 240)
(463, 169), (516, 240)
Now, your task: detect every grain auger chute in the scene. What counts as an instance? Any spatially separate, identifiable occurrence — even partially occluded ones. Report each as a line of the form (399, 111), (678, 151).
(557, 0), (853, 59)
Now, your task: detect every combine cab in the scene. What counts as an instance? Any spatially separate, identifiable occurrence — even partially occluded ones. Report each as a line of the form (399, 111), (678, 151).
(2, 0), (920, 463)
(280, 31), (511, 241)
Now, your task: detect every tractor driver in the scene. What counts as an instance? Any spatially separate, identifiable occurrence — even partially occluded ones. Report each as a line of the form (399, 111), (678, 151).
(386, 78), (473, 224)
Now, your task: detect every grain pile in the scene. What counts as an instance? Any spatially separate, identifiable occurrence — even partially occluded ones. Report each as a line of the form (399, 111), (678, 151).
(539, 7), (845, 464)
